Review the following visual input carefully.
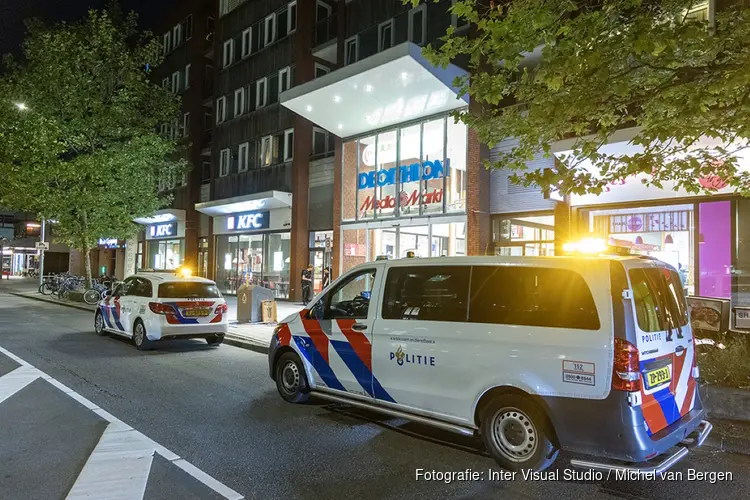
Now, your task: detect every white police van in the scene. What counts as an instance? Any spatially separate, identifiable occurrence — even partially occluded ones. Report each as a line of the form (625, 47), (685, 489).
(94, 270), (228, 350)
(268, 248), (711, 473)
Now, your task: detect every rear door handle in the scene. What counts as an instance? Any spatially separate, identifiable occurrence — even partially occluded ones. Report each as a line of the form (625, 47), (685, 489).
(351, 323), (367, 332)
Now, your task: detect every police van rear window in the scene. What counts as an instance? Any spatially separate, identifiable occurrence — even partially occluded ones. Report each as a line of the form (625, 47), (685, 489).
(628, 268), (688, 333)
(158, 282), (222, 299)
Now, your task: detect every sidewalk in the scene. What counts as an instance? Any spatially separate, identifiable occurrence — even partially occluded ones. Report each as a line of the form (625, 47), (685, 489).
(224, 299), (306, 353)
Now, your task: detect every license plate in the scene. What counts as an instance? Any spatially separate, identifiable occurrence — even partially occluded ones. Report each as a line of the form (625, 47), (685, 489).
(183, 309), (209, 317)
(645, 366), (671, 389)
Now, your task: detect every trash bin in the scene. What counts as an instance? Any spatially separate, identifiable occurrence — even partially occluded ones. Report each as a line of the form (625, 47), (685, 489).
(237, 284), (275, 323)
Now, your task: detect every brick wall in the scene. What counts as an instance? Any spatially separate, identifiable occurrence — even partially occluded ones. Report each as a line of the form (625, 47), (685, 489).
(466, 126), (491, 255)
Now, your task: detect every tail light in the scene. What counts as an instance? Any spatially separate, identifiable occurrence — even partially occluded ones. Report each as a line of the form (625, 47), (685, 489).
(214, 303), (228, 314)
(149, 302), (174, 315)
(612, 338), (642, 391)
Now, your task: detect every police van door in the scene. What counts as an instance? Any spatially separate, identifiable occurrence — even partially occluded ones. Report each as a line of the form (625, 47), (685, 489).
(305, 266), (382, 398)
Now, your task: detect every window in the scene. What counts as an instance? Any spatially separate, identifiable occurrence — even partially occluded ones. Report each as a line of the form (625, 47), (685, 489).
(314, 63), (330, 78)
(234, 88), (245, 117)
(312, 127), (330, 156)
(161, 77), (169, 89)
(345, 36), (358, 65)
(685, 1), (711, 22)
(223, 39), (234, 68)
(278, 67), (291, 94)
(310, 268), (377, 320)
(316, 1), (332, 21)
(468, 266), (601, 330)
(216, 96), (227, 123)
(159, 282), (221, 299)
(160, 123), (168, 136)
(185, 15), (193, 40)
(382, 266), (470, 322)
(288, 1), (297, 33)
(204, 112), (212, 130)
(238, 142), (249, 172)
(283, 129), (294, 161)
(629, 268), (688, 333)
(260, 135), (273, 166)
(171, 71), (180, 93)
(184, 64), (191, 89)
(202, 161), (211, 181)
(163, 33), (171, 54)
(219, 149), (230, 176)
(182, 112), (190, 138)
(378, 19), (394, 51)
(408, 4), (426, 46)
(255, 77), (268, 109)
(241, 28), (252, 58)
(264, 14), (276, 47)
(172, 24), (182, 48)
(451, 0), (470, 31)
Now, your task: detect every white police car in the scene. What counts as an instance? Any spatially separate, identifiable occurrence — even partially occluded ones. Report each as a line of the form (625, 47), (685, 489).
(268, 244), (711, 474)
(94, 269), (228, 350)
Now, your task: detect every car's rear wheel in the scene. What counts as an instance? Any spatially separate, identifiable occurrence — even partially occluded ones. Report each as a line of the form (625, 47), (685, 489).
(275, 352), (310, 404)
(480, 394), (558, 472)
(133, 320), (152, 351)
(94, 311), (107, 336)
(206, 334), (224, 346)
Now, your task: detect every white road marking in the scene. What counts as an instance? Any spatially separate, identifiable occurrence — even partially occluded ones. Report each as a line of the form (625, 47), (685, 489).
(0, 346), (244, 500)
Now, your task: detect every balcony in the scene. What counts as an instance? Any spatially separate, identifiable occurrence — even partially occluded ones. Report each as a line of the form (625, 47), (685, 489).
(210, 163), (292, 201)
(312, 14), (338, 65)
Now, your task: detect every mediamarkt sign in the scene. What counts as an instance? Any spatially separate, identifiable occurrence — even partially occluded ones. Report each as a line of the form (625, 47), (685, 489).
(360, 189), (443, 211)
(357, 159), (449, 190)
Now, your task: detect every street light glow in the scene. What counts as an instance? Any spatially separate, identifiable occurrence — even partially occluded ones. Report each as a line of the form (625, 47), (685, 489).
(15, 102), (28, 111)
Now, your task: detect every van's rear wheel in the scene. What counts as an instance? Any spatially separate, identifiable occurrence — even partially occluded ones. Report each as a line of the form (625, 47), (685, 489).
(275, 352), (309, 404)
(480, 395), (558, 472)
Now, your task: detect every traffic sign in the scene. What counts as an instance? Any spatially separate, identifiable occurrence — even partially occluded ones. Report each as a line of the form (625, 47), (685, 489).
(325, 237), (331, 250)
(35, 242), (49, 250)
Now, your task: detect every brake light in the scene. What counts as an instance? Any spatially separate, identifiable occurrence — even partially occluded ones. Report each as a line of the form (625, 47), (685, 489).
(149, 302), (174, 315)
(214, 303), (228, 314)
(612, 338), (642, 391)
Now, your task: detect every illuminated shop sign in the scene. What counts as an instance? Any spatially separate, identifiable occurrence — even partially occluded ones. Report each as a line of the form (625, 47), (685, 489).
(357, 159), (449, 190)
(149, 222), (177, 239)
(227, 211), (270, 231)
(360, 189), (443, 212)
(98, 238), (120, 249)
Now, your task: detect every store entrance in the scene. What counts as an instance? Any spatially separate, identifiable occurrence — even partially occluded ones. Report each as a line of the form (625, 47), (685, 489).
(589, 205), (695, 296)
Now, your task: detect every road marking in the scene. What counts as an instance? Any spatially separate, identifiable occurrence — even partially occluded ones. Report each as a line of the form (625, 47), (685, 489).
(0, 346), (244, 500)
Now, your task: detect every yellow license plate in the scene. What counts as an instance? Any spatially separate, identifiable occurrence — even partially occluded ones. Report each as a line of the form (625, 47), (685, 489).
(184, 309), (209, 317)
(646, 366), (671, 389)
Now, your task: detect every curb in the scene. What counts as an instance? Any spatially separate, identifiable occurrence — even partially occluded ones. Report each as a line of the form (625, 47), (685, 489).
(10, 292), (96, 313)
(223, 333), (269, 355)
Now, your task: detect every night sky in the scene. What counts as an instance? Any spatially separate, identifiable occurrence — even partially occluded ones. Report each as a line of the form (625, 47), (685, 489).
(0, 0), (181, 57)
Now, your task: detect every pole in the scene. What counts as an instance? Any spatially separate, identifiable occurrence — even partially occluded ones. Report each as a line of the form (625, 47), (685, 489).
(39, 218), (46, 287)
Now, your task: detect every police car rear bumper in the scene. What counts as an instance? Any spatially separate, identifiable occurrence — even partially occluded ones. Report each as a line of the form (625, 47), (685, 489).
(154, 324), (227, 339)
(570, 419), (712, 475)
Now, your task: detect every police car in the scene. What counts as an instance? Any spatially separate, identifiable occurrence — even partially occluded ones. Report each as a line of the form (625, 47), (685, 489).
(268, 241), (711, 474)
(94, 269), (228, 350)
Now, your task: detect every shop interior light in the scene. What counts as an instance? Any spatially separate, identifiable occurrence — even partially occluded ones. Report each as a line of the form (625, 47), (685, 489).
(562, 238), (609, 255)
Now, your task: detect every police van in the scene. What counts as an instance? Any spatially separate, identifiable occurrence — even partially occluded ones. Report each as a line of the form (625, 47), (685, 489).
(268, 245), (711, 473)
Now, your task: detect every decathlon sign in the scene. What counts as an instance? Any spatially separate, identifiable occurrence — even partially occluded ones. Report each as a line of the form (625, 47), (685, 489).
(227, 211), (270, 231)
(357, 159), (448, 190)
(149, 222), (177, 239)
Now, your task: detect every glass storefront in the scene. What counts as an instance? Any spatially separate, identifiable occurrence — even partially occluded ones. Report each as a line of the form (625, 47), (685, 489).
(493, 214), (555, 256)
(215, 232), (290, 297)
(309, 230), (333, 294)
(147, 239), (183, 271)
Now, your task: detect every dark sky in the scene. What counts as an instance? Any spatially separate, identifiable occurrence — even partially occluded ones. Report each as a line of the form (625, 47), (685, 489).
(0, 0), (180, 57)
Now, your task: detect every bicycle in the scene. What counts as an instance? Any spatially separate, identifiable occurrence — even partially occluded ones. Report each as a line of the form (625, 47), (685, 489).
(83, 280), (110, 305)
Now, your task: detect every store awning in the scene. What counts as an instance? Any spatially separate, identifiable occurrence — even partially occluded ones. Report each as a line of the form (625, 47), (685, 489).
(133, 208), (186, 225)
(195, 190), (292, 216)
(279, 42), (468, 137)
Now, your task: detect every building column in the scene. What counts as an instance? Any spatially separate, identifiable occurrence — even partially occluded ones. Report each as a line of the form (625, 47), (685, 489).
(123, 237), (137, 278)
(553, 201), (572, 255)
(332, 138), (343, 280)
(466, 127), (491, 255)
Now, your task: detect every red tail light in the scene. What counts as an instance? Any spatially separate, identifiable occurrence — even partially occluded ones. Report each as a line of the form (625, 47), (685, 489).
(214, 303), (228, 314)
(612, 338), (642, 391)
(149, 302), (174, 315)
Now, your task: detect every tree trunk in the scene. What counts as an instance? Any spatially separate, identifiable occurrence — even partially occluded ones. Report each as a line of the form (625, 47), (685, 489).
(82, 240), (93, 289)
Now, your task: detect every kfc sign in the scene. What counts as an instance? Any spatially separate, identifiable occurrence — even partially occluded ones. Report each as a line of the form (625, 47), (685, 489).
(227, 211), (270, 231)
(149, 222), (177, 239)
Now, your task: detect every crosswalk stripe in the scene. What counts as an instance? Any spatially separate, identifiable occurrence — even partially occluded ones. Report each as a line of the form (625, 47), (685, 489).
(0, 366), (40, 405)
(0, 345), (244, 500)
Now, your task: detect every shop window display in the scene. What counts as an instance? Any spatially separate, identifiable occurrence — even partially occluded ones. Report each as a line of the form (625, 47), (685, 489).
(215, 232), (290, 297)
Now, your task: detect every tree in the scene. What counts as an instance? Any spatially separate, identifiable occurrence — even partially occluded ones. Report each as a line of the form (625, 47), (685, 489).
(0, 5), (185, 286)
(414, 0), (750, 196)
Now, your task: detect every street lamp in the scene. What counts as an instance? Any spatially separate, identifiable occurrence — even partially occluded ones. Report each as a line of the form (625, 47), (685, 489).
(14, 102), (28, 111)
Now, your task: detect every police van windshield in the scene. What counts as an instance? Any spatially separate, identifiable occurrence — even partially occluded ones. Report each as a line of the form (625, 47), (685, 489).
(629, 268), (688, 333)
(159, 282), (222, 299)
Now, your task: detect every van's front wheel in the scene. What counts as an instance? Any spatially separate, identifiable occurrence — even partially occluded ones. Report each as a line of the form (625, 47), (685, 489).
(275, 352), (309, 404)
(480, 395), (558, 472)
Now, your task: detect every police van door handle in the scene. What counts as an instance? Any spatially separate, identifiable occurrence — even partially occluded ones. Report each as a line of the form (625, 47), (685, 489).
(675, 345), (686, 355)
(351, 323), (367, 332)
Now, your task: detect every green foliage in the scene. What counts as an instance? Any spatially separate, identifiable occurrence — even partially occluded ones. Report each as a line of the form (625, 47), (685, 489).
(412, 0), (750, 196)
(698, 337), (750, 389)
(0, 5), (185, 283)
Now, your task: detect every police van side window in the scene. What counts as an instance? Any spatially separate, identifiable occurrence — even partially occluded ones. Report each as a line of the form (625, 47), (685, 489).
(468, 266), (600, 330)
(382, 266), (470, 322)
(320, 269), (377, 319)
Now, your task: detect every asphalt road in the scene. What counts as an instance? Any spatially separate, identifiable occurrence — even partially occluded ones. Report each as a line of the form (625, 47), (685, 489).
(0, 287), (749, 500)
